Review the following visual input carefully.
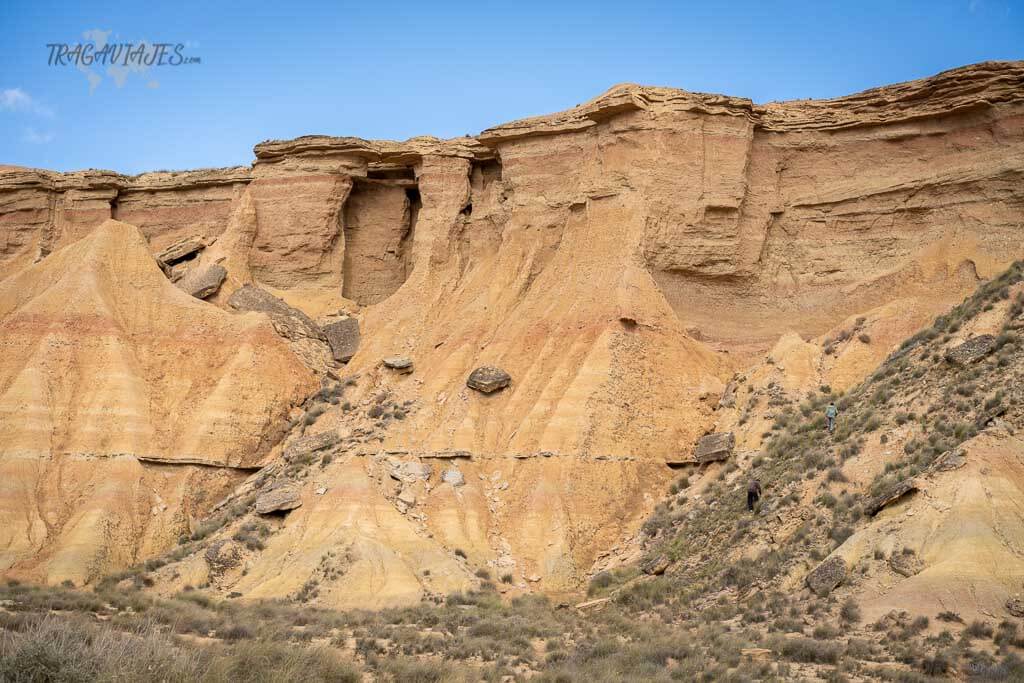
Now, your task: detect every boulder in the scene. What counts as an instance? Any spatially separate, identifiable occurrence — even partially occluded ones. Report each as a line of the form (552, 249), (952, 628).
(176, 264), (227, 299)
(322, 317), (360, 363)
(383, 356), (413, 373)
(467, 366), (512, 393)
(866, 478), (918, 516)
(284, 430), (341, 461)
(806, 556), (846, 596)
(946, 334), (997, 364)
(694, 431), (735, 463)
(156, 235), (207, 265)
(228, 285), (326, 343)
(389, 460), (432, 483)
(255, 484), (302, 514)
(442, 468), (465, 487)
(1006, 597), (1024, 618)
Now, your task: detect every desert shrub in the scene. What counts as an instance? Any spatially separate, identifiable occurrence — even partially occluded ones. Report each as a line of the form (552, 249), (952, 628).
(859, 333), (871, 344)
(966, 620), (994, 639)
(588, 572), (614, 596)
(840, 598), (862, 624)
(769, 635), (842, 664)
(826, 467), (848, 483)
(936, 611), (963, 623)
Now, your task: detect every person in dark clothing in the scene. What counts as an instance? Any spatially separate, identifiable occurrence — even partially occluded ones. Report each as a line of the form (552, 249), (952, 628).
(747, 479), (762, 512)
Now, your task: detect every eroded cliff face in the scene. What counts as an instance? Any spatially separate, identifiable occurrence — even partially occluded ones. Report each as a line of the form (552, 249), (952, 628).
(0, 61), (1022, 603)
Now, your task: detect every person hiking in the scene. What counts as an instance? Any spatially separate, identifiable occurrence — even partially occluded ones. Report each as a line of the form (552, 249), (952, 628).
(825, 401), (839, 433)
(747, 479), (762, 512)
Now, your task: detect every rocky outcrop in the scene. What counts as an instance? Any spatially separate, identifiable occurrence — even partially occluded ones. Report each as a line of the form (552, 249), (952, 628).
(156, 235), (208, 265)
(284, 430), (341, 461)
(866, 479), (919, 516)
(946, 335), (998, 364)
(255, 484), (303, 514)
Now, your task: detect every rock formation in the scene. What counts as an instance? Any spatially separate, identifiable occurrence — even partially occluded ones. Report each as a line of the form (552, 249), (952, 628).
(0, 61), (1022, 606)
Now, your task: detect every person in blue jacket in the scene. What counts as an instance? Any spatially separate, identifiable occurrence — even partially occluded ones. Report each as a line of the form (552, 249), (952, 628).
(825, 401), (839, 433)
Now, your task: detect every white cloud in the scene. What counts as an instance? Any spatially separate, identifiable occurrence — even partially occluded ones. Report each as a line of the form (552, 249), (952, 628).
(23, 127), (55, 144)
(1, 88), (54, 118)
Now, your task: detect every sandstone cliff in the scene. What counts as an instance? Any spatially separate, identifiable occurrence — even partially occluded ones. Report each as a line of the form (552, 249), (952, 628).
(0, 61), (1021, 604)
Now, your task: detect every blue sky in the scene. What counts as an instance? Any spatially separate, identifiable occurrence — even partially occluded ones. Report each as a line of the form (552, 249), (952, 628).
(1, 0), (1021, 174)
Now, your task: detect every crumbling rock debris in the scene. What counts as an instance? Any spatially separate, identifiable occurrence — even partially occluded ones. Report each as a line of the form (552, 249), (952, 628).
(284, 430), (341, 461)
(806, 556), (847, 596)
(442, 468), (465, 487)
(228, 285), (326, 343)
(946, 334), (997, 364)
(866, 478), (919, 516)
(383, 356), (413, 373)
(156, 235), (207, 265)
(930, 448), (968, 472)
(321, 317), (360, 363)
(389, 460), (432, 483)
(176, 264), (227, 299)
(255, 484), (302, 514)
(694, 431), (735, 463)
(467, 366), (512, 394)
(1006, 597), (1024, 618)
(641, 554), (671, 576)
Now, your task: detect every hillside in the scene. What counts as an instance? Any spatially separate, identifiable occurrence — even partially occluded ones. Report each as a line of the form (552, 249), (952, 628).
(2, 263), (1024, 680)
(0, 61), (1022, 680)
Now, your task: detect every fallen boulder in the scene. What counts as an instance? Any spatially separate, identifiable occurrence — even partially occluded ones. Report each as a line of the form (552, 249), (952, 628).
(467, 366), (511, 394)
(322, 317), (360, 363)
(156, 235), (207, 265)
(1006, 597), (1024, 618)
(228, 285), (326, 343)
(389, 460), (432, 483)
(806, 556), (846, 597)
(866, 478), (918, 516)
(176, 264), (227, 299)
(694, 431), (735, 463)
(255, 484), (302, 514)
(946, 334), (997, 364)
(383, 356), (414, 373)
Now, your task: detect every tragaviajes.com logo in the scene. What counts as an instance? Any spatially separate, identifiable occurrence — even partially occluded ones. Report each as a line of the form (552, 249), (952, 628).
(47, 42), (200, 67)
(47, 29), (201, 93)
